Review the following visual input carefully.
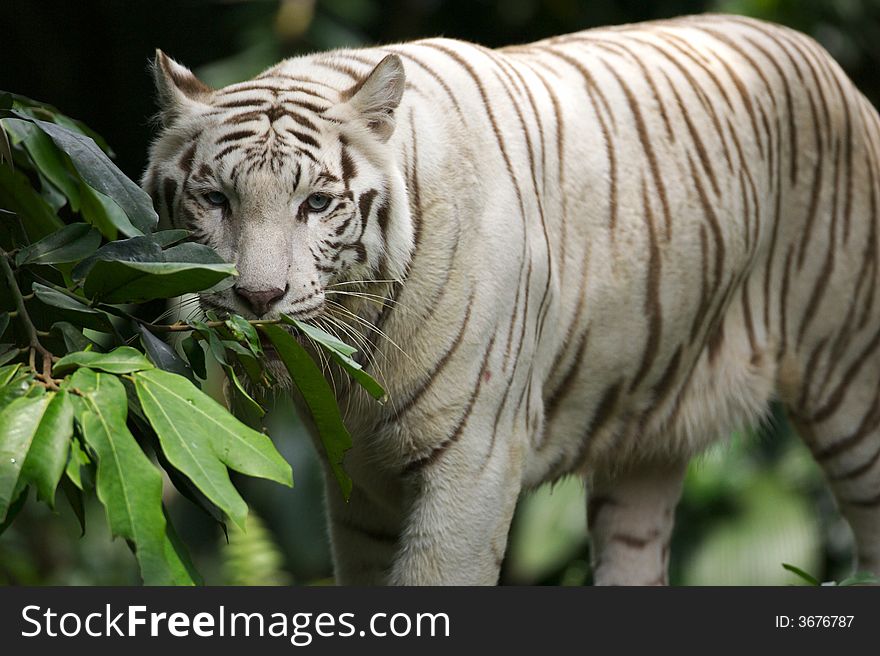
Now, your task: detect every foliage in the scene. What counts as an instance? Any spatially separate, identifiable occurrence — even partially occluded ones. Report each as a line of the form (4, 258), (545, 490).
(782, 562), (880, 586)
(0, 92), (383, 584)
(221, 511), (291, 586)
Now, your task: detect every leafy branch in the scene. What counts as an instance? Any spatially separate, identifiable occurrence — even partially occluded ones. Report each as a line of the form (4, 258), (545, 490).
(0, 247), (57, 387)
(0, 92), (384, 584)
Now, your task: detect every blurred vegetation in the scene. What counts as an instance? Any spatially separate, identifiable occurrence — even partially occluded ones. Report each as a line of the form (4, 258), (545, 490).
(4, 0), (880, 585)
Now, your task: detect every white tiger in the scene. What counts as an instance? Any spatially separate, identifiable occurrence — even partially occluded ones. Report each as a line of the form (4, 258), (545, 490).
(144, 14), (880, 585)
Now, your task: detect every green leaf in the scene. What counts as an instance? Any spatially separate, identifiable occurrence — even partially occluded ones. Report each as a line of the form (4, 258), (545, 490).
(231, 346), (264, 386)
(54, 346), (155, 375)
(331, 352), (386, 401)
(133, 415), (225, 527)
(283, 316), (386, 401)
(36, 173), (67, 212)
(0, 344), (17, 366)
(68, 368), (195, 585)
(0, 207), (27, 252)
(19, 389), (74, 506)
(65, 435), (90, 491)
(223, 363), (265, 430)
(203, 276), (236, 294)
(0, 117), (13, 170)
(182, 335), (207, 380)
(162, 242), (227, 264)
(79, 183), (137, 240)
(0, 394), (51, 521)
(2, 117), (81, 210)
(283, 316), (356, 356)
(223, 338), (258, 362)
(27, 118), (157, 235)
(781, 562), (821, 586)
(137, 325), (194, 382)
(15, 223), (101, 265)
(152, 229), (189, 247)
(837, 571), (880, 586)
(0, 312), (8, 337)
(72, 234), (164, 280)
(74, 238), (232, 302)
(61, 476), (85, 535)
(0, 363), (33, 407)
(24, 383), (46, 399)
(32, 283), (115, 333)
(8, 95), (113, 154)
(192, 320), (229, 367)
(0, 165), (64, 241)
(132, 370), (291, 523)
(83, 259), (237, 304)
(51, 321), (100, 353)
(134, 374), (248, 530)
(261, 323), (352, 499)
(226, 314), (263, 358)
(0, 362), (23, 387)
(162, 505), (204, 585)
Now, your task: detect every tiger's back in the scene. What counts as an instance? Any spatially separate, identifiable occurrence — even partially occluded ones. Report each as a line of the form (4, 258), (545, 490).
(494, 16), (880, 481)
(145, 14), (880, 584)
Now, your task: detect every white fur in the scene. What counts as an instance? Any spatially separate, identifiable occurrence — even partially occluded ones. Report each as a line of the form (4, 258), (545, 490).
(145, 15), (880, 585)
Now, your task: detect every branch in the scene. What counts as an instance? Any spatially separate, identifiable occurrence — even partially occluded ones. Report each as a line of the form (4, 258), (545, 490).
(137, 317), (283, 333)
(27, 270), (283, 333)
(0, 248), (58, 388)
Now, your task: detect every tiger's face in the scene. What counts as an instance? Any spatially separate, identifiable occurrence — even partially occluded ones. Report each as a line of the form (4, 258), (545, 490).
(143, 51), (410, 320)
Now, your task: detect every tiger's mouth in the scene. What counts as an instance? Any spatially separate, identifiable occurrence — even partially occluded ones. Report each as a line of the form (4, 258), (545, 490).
(197, 292), (325, 323)
(195, 293), (320, 357)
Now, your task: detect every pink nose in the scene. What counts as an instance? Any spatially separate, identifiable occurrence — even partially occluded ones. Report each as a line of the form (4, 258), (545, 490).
(234, 285), (286, 316)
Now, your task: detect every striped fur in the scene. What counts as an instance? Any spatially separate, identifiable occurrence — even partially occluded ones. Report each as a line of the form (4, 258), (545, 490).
(144, 14), (880, 585)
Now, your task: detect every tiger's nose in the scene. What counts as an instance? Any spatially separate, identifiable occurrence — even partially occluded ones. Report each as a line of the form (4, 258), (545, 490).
(234, 285), (287, 316)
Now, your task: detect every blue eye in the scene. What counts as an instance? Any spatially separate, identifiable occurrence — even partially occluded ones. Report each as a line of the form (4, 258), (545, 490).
(205, 191), (227, 207)
(306, 193), (331, 212)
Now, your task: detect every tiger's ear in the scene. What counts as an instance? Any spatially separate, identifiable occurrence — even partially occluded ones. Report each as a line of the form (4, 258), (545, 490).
(343, 54), (405, 142)
(152, 49), (212, 126)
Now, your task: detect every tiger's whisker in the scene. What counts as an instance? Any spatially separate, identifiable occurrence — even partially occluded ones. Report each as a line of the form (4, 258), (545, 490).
(325, 289), (407, 309)
(328, 279), (403, 288)
(320, 312), (385, 379)
(324, 300), (417, 367)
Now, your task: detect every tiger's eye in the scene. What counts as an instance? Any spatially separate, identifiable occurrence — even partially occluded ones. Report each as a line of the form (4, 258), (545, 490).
(306, 193), (331, 212)
(205, 191), (227, 207)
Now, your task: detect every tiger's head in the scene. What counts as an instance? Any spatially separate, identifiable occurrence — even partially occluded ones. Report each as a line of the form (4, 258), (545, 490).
(143, 50), (413, 320)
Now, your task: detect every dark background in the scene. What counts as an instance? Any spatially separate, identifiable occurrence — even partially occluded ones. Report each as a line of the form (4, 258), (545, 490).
(6, 0), (880, 181)
(3, 0), (880, 586)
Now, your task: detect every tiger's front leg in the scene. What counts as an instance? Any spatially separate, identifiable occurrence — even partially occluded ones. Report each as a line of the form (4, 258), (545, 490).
(322, 426), (416, 585)
(588, 460), (688, 586)
(388, 419), (526, 585)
